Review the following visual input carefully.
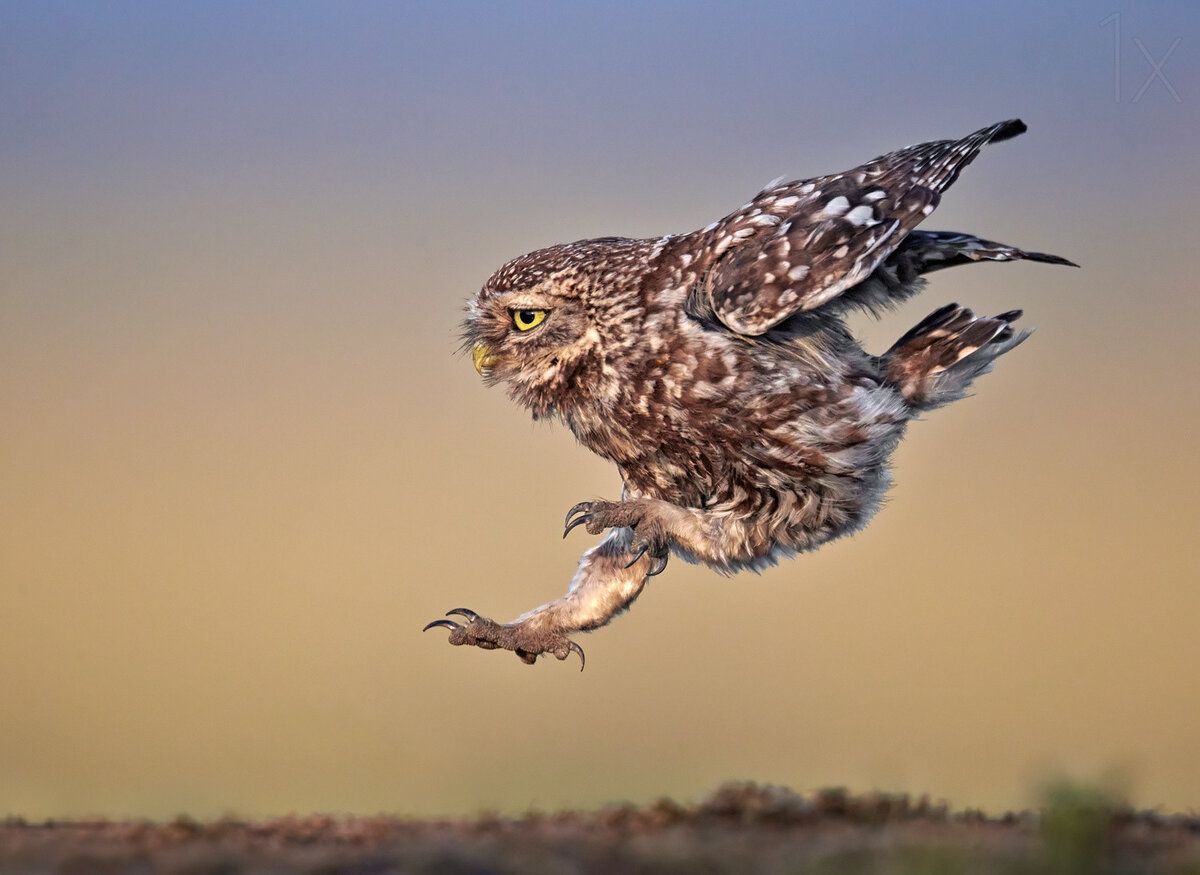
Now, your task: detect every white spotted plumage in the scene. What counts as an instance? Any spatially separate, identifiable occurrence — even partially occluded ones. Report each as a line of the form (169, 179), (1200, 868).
(425, 119), (1076, 668)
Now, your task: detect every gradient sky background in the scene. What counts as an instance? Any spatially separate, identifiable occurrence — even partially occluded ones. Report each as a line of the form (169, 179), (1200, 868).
(3, 1), (1199, 820)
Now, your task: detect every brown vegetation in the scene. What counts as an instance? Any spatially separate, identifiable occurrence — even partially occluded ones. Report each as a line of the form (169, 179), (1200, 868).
(3, 782), (1198, 874)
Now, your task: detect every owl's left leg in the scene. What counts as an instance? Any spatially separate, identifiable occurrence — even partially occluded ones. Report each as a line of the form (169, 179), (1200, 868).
(422, 529), (648, 669)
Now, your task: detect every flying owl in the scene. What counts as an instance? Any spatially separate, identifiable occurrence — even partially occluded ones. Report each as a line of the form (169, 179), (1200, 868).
(424, 119), (1074, 669)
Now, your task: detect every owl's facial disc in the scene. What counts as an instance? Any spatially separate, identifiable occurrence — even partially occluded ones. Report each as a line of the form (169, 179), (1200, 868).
(467, 243), (601, 390)
(473, 307), (551, 375)
(470, 304), (552, 376)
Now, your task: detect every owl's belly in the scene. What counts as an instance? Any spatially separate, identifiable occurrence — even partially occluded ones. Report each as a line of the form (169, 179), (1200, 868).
(565, 329), (910, 555)
(605, 378), (911, 558)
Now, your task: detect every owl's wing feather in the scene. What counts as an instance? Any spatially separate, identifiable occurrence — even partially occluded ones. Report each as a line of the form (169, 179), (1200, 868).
(697, 120), (1027, 336)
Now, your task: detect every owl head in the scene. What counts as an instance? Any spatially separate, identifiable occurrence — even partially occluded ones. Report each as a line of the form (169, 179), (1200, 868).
(463, 237), (646, 418)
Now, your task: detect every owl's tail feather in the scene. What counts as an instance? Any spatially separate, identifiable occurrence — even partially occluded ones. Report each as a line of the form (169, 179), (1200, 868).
(901, 230), (1078, 275)
(885, 304), (1029, 410)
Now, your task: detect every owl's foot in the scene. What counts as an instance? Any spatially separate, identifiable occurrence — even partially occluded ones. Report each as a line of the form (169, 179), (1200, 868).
(563, 500), (670, 576)
(422, 609), (585, 670)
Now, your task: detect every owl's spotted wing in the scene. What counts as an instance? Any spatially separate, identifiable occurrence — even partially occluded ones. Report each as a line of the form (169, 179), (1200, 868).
(696, 120), (1028, 336)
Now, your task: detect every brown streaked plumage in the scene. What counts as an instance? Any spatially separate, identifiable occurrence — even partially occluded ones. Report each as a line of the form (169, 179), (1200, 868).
(424, 119), (1076, 668)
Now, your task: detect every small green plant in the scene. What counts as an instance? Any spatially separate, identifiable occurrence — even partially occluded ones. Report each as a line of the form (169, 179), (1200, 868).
(1039, 780), (1119, 873)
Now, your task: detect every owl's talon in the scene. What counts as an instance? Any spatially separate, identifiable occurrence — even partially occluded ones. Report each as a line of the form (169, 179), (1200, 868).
(626, 540), (669, 575)
(566, 640), (586, 670)
(422, 607), (586, 670)
(565, 499), (630, 537)
(563, 502), (595, 538)
(562, 516), (589, 538)
(562, 499), (635, 537)
(568, 499), (672, 573)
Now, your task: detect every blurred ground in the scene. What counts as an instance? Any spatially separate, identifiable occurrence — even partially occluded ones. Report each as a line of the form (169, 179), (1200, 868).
(3, 783), (1198, 875)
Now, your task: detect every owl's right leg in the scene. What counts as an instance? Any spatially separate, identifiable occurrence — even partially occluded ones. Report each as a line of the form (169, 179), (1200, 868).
(422, 529), (648, 669)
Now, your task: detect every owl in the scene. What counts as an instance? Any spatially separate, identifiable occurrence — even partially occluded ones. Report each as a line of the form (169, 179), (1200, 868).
(424, 119), (1074, 668)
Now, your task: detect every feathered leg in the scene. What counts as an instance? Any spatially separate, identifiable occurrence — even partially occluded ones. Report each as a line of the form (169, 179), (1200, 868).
(422, 529), (648, 669)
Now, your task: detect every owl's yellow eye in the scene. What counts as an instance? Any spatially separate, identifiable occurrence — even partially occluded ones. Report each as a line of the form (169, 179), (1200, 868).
(511, 308), (547, 331)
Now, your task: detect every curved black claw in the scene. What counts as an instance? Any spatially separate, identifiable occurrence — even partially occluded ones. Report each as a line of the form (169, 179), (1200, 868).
(446, 608), (481, 621)
(567, 640), (586, 671)
(422, 618), (462, 632)
(563, 501), (595, 538)
(624, 542), (669, 576)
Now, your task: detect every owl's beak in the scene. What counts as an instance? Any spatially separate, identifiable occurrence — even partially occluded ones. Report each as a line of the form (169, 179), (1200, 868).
(472, 342), (498, 376)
